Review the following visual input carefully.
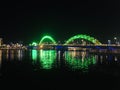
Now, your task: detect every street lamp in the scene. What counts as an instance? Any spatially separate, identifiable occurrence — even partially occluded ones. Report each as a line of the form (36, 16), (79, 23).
(114, 37), (117, 44)
(114, 37), (117, 40)
(108, 40), (111, 45)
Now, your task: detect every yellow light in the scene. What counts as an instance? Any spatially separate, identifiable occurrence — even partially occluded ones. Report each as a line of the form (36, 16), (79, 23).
(40, 45), (43, 48)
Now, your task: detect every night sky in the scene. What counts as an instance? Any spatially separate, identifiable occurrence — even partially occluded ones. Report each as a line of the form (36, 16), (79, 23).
(0, 1), (120, 44)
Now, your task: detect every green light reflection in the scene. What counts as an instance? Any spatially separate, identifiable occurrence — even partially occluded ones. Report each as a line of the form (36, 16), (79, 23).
(39, 50), (56, 69)
(65, 51), (96, 71)
(32, 50), (56, 69)
(32, 50), (37, 65)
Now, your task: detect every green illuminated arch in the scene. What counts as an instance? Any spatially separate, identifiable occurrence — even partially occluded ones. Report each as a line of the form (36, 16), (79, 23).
(32, 42), (37, 46)
(39, 35), (57, 44)
(64, 34), (101, 45)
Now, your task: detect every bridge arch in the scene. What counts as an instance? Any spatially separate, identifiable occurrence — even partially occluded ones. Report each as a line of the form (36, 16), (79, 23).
(39, 35), (57, 45)
(64, 34), (101, 45)
(32, 42), (37, 46)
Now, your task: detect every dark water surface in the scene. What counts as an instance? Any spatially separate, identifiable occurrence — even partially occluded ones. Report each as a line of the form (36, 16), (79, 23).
(0, 49), (120, 89)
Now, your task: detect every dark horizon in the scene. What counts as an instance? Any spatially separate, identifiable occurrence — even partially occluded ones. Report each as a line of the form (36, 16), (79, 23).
(0, 1), (120, 44)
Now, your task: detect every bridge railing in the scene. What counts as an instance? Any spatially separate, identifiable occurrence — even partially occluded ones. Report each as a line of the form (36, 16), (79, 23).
(38, 44), (120, 47)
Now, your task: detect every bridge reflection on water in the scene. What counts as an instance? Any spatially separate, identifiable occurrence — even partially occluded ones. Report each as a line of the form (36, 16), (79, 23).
(30, 49), (96, 71)
(0, 49), (120, 70)
(29, 49), (120, 71)
(1, 49), (120, 89)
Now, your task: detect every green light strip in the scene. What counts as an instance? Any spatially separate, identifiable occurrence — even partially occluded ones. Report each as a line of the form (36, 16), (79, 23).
(39, 35), (57, 44)
(64, 34), (101, 45)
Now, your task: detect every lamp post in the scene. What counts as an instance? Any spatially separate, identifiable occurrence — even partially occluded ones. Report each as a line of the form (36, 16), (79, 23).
(114, 37), (117, 44)
(108, 40), (111, 45)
